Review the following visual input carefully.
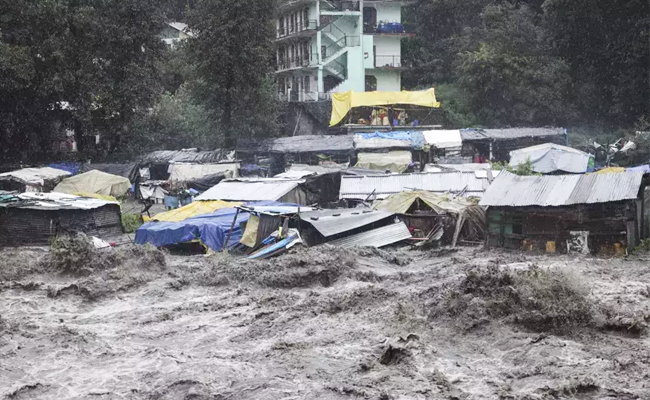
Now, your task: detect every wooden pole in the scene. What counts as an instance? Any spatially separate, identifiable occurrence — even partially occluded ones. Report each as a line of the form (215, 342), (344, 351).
(223, 208), (241, 252)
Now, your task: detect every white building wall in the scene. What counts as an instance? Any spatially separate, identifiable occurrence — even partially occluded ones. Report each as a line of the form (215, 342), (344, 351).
(373, 3), (402, 23)
(373, 36), (401, 58)
(369, 70), (401, 92)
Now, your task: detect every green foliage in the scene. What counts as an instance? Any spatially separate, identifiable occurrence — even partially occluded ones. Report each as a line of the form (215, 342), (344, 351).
(490, 159), (538, 176)
(48, 234), (95, 275)
(0, 0), (167, 162)
(403, 0), (648, 131)
(121, 214), (144, 234)
(434, 84), (479, 128)
(186, 0), (280, 147)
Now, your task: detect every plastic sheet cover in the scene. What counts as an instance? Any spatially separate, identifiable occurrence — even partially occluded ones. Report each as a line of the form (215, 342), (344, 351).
(330, 89), (441, 126)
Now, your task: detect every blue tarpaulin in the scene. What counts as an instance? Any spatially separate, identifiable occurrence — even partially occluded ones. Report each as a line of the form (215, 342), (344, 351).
(358, 131), (426, 150)
(135, 207), (250, 250)
(627, 165), (650, 173)
(134, 201), (301, 251)
(48, 162), (82, 175)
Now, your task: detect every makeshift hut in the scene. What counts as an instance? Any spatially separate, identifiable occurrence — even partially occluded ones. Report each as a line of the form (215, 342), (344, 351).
(460, 128), (567, 163)
(374, 191), (486, 246)
(0, 167), (71, 193)
(355, 151), (413, 173)
(236, 135), (355, 176)
(139, 149), (237, 180)
(135, 202), (308, 252)
(509, 143), (594, 174)
(196, 178), (310, 205)
(340, 171), (492, 202)
(80, 163), (139, 182)
(54, 170), (131, 198)
(135, 207), (249, 251)
(329, 89), (442, 128)
(0, 192), (122, 246)
(149, 200), (242, 222)
(480, 171), (649, 254)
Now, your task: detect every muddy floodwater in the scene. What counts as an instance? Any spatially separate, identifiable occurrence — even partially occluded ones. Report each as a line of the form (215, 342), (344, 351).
(1, 245), (649, 399)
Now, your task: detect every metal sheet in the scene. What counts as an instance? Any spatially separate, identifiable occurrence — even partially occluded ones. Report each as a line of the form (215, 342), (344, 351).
(196, 179), (303, 201)
(479, 171), (644, 207)
(460, 128), (565, 142)
(237, 135), (354, 154)
(299, 208), (395, 237)
(340, 172), (491, 201)
(327, 222), (412, 248)
(140, 149), (235, 164)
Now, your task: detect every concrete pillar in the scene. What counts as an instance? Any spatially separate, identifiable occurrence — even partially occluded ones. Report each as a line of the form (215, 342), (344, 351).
(316, 0), (324, 94)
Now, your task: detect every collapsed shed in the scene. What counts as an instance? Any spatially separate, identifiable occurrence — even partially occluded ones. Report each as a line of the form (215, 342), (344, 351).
(480, 171), (648, 253)
(0, 167), (71, 193)
(298, 208), (409, 248)
(374, 191), (486, 246)
(0, 193), (122, 246)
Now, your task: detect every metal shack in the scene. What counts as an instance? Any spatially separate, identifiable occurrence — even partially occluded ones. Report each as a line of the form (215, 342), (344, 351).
(0, 192), (122, 246)
(480, 171), (648, 254)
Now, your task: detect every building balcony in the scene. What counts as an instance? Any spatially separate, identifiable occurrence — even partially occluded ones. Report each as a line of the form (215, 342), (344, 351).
(278, 91), (330, 102)
(323, 1), (361, 12)
(277, 19), (318, 40)
(373, 55), (405, 69)
(276, 54), (319, 72)
(363, 21), (414, 37)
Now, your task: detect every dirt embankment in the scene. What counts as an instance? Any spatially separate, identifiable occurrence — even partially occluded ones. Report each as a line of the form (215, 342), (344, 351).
(1, 240), (649, 399)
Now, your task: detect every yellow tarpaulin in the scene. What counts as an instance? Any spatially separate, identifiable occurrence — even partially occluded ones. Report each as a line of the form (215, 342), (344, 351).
(595, 167), (626, 174)
(152, 200), (241, 222)
(240, 215), (259, 247)
(330, 88), (441, 126)
(355, 151), (412, 173)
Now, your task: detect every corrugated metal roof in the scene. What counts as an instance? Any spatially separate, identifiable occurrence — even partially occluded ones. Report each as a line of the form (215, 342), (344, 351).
(237, 135), (354, 154)
(479, 171), (644, 207)
(354, 137), (412, 150)
(460, 128), (566, 142)
(340, 172), (491, 201)
(299, 208), (395, 237)
(327, 222), (412, 248)
(196, 179), (303, 201)
(0, 192), (119, 211)
(141, 149), (235, 164)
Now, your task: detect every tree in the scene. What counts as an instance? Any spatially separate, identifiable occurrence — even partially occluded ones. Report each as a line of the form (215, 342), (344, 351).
(0, 0), (167, 161)
(456, 4), (574, 127)
(186, 0), (279, 148)
(543, 0), (650, 128)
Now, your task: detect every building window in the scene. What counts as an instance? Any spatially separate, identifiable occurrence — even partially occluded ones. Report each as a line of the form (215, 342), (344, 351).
(304, 8), (309, 29)
(365, 75), (377, 91)
(303, 42), (310, 63)
(363, 7), (377, 33)
(304, 76), (311, 92)
(279, 18), (285, 36)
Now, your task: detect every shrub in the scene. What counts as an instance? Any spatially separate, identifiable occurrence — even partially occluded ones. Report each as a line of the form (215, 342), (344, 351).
(122, 214), (143, 233)
(48, 233), (95, 275)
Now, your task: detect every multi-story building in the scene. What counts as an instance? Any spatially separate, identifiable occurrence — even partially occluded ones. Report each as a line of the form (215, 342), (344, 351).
(276, 0), (413, 102)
